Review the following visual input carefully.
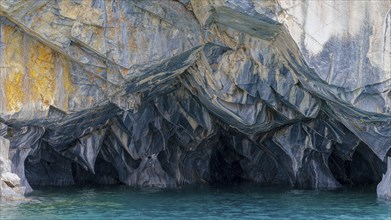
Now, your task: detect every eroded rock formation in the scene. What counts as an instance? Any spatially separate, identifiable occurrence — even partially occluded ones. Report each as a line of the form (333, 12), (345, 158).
(0, 0), (390, 200)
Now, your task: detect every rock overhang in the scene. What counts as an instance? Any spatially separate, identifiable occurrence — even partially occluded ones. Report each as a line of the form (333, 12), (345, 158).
(0, 0), (390, 200)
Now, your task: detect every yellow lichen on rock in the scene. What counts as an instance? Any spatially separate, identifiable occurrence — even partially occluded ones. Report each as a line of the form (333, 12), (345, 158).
(3, 25), (25, 113)
(1, 23), (76, 115)
(61, 57), (74, 111)
(4, 71), (24, 113)
(58, 0), (80, 20)
(28, 37), (56, 109)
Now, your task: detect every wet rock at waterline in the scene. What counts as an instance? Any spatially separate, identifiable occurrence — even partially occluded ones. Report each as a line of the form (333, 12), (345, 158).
(378, 157), (391, 200)
(0, 0), (390, 200)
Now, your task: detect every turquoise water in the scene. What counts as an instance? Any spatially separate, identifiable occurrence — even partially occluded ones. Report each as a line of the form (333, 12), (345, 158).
(1, 184), (390, 219)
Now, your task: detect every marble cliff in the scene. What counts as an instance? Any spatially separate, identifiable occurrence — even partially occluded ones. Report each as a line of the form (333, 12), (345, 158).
(0, 0), (390, 200)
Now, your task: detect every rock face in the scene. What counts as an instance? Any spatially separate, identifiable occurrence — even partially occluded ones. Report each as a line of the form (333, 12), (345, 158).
(0, 124), (24, 200)
(378, 157), (391, 200)
(0, 0), (390, 199)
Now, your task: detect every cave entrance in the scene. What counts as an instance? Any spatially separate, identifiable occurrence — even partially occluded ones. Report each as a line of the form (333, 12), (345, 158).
(328, 142), (386, 187)
(25, 143), (122, 189)
(208, 135), (246, 185)
(24, 133), (387, 190)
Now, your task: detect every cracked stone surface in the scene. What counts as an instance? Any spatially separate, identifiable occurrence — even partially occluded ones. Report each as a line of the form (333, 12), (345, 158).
(0, 0), (390, 200)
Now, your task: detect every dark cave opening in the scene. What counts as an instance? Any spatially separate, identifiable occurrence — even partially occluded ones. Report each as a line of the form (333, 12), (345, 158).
(328, 143), (386, 187)
(208, 135), (246, 185)
(25, 143), (122, 188)
(23, 132), (252, 189)
(23, 131), (387, 191)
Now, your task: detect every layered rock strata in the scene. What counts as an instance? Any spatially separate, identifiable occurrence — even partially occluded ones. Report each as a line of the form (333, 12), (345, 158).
(0, 0), (390, 200)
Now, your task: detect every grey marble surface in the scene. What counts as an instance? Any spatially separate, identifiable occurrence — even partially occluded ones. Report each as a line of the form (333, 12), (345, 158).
(0, 0), (390, 199)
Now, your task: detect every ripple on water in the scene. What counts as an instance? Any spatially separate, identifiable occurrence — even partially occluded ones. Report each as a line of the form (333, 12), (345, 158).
(0, 184), (390, 220)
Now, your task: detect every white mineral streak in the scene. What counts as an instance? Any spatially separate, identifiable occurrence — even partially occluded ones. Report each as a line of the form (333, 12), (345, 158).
(377, 157), (391, 200)
(0, 136), (24, 201)
(277, 0), (391, 87)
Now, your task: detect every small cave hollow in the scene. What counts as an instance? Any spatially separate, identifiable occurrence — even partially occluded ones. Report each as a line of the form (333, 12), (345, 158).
(328, 143), (386, 187)
(25, 144), (122, 188)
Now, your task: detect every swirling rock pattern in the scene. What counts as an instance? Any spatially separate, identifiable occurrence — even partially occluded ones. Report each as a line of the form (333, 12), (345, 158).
(0, 0), (390, 199)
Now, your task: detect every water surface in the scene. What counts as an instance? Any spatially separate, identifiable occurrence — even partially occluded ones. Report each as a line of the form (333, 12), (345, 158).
(1, 184), (390, 219)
